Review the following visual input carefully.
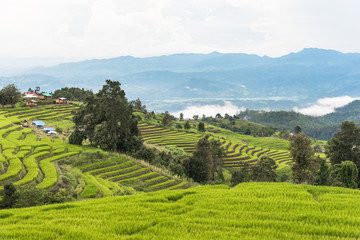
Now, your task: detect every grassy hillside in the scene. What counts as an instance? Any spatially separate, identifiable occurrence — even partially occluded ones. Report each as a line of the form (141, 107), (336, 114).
(238, 101), (360, 140)
(0, 105), (190, 201)
(1, 182), (360, 239)
(0, 105), (83, 193)
(139, 122), (293, 169)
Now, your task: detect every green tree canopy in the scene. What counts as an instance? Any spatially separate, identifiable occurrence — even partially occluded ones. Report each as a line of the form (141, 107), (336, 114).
(52, 87), (93, 102)
(197, 122), (205, 132)
(162, 111), (173, 127)
(183, 135), (224, 182)
(289, 133), (317, 184)
(70, 80), (142, 153)
(0, 84), (22, 107)
(184, 121), (191, 129)
(330, 161), (358, 189)
(326, 121), (360, 170)
(251, 156), (278, 182)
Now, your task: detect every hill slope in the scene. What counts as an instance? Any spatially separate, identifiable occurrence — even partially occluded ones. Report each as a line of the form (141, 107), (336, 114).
(0, 105), (190, 200)
(238, 100), (360, 140)
(1, 182), (360, 239)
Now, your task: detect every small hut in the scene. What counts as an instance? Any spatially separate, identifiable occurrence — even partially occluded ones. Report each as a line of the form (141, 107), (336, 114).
(56, 98), (68, 104)
(38, 93), (52, 100)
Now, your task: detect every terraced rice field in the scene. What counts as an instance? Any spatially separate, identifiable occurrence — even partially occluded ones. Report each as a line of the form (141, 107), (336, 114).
(1, 182), (360, 239)
(78, 157), (191, 193)
(0, 106), (190, 198)
(138, 123), (202, 153)
(4, 104), (79, 121)
(139, 123), (293, 169)
(0, 107), (82, 192)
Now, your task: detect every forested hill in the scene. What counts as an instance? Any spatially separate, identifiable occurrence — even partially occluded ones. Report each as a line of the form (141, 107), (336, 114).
(238, 100), (360, 140)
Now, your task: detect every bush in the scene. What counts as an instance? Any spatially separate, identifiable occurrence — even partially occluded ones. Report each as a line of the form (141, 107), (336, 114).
(56, 127), (63, 134)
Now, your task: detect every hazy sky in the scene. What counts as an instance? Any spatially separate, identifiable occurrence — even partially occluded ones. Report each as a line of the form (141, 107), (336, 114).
(0, 0), (359, 68)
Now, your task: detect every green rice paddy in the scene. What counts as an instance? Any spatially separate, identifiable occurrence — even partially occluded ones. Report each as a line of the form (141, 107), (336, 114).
(1, 182), (360, 239)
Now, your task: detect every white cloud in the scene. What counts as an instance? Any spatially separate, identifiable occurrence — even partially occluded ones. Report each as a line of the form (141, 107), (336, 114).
(294, 96), (360, 116)
(172, 101), (245, 119)
(0, 0), (360, 68)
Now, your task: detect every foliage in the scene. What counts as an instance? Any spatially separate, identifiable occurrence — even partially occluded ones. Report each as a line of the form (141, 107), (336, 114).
(0, 84), (22, 107)
(251, 156), (278, 182)
(0, 183), (65, 209)
(183, 135), (224, 182)
(70, 80), (142, 153)
(289, 133), (317, 184)
(326, 121), (360, 176)
(294, 125), (302, 134)
(279, 128), (291, 140)
(230, 162), (251, 186)
(132, 145), (185, 176)
(130, 98), (146, 112)
(314, 157), (330, 186)
(202, 116), (276, 137)
(161, 111), (173, 127)
(52, 87), (93, 102)
(184, 120), (191, 129)
(197, 122), (205, 132)
(329, 161), (358, 189)
(0, 184), (18, 208)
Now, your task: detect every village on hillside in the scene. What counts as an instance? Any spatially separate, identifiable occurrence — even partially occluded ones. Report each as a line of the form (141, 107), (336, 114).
(21, 89), (70, 137)
(24, 91), (68, 107)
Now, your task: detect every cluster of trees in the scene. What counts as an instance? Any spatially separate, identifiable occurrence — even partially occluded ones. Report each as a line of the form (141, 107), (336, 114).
(183, 135), (224, 182)
(231, 156), (279, 185)
(236, 108), (357, 140)
(132, 135), (225, 183)
(70, 80), (142, 153)
(132, 145), (186, 176)
(52, 87), (93, 102)
(228, 121), (360, 190)
(0, 184), (65, 209)
(288, 121), (360, 189)
(202, 114), (276, 137)
(0, 84), (22, 107)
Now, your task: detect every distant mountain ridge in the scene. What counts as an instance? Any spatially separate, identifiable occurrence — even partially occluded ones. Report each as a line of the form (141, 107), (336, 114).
(1, 48), (360, 112)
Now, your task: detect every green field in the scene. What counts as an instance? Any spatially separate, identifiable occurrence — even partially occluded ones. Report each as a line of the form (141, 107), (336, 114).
(0, 106), (190, 198)
(1, 182), (360, 239)
(139, 123), (293, 169)
(0, 106), (83, 192)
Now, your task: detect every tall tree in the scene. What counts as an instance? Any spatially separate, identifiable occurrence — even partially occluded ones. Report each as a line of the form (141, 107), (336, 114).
(35, 86), (40, 94)
(183, 135), (224, 182)
(329, 161), (358, 189)
(289, 133), (317, 184)
(314, 157), (330, 186)
(0, 183), (18, 209)
(251, 156), (278, 182)
(70, 80), (142, 153)
(326, 121), (360, 172)
(231, 162), (251, 186)
(0, 84), (22, 107)
(162, 111), (173, 127)
(197, 122), (205, 132)
(294, 125), (302, 134)
(184, 120), (191, 129)
(179, 113), (184, 121)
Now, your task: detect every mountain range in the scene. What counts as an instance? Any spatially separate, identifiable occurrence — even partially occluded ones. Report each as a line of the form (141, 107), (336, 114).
(1, 48), (360, 112)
